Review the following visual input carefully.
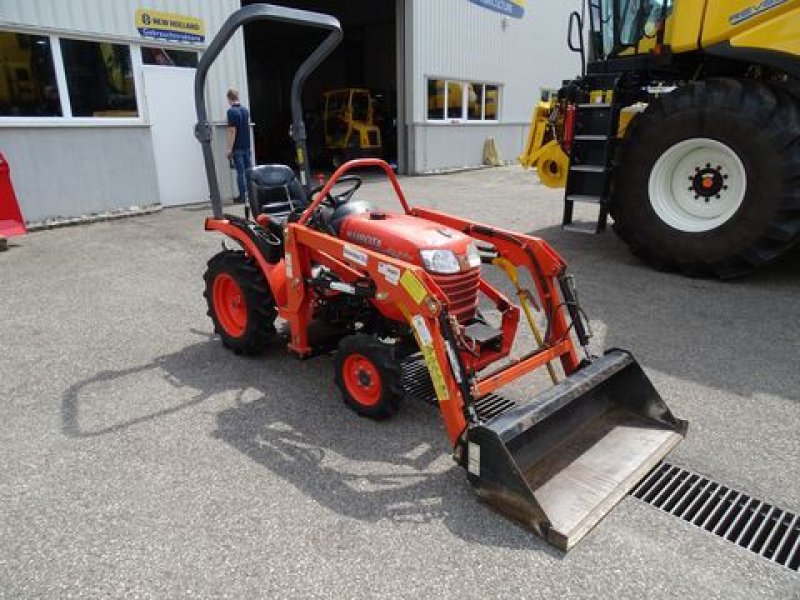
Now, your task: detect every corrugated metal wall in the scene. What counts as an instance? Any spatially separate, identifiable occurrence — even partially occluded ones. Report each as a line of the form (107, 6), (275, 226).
(408, 0), (581, 171)
(412, 0), (582, 124)
(0, 0), (248, 120)
(0, 0), (251, 221)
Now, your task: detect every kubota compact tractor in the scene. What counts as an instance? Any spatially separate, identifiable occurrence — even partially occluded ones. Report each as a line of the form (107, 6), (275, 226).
(194, 4), (687, 550)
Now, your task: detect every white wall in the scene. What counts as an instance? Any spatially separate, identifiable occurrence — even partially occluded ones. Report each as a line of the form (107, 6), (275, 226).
(0, 0), (247, 121)
(2, 126), (160, 222)
(0, 0), (248, 221)
(409, 0), (583, 171)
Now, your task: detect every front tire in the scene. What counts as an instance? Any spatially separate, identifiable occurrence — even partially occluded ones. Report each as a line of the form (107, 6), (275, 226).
(612, 79), (800, 277)
(334, 334), (404, 420)
(203, 250), (276, 355)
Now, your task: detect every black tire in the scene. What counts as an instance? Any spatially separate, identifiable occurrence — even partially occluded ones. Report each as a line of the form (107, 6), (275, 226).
(203, 250), (276, 355)
(334, 334), (404, 420)
(611, 78), (800, 278)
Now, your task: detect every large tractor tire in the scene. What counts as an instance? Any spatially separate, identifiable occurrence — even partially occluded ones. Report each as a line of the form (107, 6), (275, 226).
(334, 334), (404, 420)
(611, 79), (800, 278)
(203, 250), (277, 354)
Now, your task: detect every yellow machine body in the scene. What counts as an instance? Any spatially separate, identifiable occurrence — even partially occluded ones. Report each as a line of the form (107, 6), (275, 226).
(521, 0), (800, 189)
(323, 88), (382, 156)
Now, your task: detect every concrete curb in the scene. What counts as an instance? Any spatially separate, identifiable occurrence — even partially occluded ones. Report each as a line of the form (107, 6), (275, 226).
(26, 204), (163, 232)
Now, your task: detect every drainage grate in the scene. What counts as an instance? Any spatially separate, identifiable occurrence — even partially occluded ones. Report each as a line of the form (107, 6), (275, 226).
(632, 463), (800, 571)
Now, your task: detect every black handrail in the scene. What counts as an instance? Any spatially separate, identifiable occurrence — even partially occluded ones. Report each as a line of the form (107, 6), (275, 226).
(567, 10), (586, 77)
(194, 4), (343, 218)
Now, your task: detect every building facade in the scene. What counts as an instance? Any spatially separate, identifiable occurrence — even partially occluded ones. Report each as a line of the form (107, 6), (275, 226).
(0, 0), (580, 224)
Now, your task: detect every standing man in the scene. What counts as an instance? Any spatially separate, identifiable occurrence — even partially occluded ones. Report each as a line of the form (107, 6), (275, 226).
(225, 88), (251, 204)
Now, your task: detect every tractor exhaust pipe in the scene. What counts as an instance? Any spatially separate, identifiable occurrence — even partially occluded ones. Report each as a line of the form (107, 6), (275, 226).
(466, 349), (687, 550)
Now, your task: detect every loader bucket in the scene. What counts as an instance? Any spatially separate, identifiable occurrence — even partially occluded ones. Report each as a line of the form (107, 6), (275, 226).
(466, 349), (687, 550)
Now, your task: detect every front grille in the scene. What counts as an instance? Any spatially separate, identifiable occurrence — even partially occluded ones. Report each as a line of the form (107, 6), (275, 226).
(431, 269), (480, 322)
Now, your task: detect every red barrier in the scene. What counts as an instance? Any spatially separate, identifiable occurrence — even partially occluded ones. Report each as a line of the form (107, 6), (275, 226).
(0, 153), (26, 237)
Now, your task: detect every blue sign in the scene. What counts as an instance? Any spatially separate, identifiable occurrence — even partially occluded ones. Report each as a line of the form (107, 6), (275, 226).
(468, 0), (526, 19)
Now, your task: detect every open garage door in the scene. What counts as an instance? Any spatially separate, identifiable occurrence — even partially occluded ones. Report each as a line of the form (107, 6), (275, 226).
(242, 0), (403, 173)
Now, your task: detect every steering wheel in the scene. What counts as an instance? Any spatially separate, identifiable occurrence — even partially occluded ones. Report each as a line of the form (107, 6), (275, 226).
(310, 175), (362, 209)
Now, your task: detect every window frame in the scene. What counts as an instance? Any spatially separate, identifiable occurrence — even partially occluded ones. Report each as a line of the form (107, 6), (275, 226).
(426, 77), (501, 124)
(0, 28), (148, 127)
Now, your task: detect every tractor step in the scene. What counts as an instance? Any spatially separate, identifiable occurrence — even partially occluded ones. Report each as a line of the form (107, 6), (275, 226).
(563, 220), (606, 234)
(402, 358), (517, 423)
(562, 90), (621, 234)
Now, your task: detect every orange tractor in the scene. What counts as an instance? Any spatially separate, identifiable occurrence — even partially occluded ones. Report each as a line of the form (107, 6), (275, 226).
(194, 4), (687, 550)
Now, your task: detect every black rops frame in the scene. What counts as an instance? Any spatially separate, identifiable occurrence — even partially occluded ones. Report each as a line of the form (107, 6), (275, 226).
(193, 4), (343, 219)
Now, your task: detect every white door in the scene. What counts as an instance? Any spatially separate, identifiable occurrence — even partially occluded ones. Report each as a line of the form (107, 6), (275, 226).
(143, 65), (209, 207)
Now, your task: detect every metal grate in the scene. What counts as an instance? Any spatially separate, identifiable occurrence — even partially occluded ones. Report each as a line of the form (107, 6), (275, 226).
(402, 360), (516, 423)
(632, 463), (799, 571)
(403, 360), (437, 404)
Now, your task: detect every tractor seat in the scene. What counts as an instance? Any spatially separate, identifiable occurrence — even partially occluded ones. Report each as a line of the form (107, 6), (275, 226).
(248, 164), (308, 226)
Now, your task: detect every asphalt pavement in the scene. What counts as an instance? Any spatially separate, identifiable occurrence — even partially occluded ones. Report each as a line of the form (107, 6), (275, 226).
(1, 166), (798, 598)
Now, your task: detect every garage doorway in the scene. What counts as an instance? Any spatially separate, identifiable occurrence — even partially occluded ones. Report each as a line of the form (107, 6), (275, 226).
(241, 0), (405, 173)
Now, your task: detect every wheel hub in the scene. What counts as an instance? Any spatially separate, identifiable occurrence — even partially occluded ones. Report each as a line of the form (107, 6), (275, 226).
(690, 164), (728, 200)
(212, 273), (248, 337)
(342, 353), (382, 407)
(357, 368), (373, 388)
(649, 138), (747, 233)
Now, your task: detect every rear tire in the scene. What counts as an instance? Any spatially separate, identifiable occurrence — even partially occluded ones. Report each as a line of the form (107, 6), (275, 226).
(612, 79), (800, 278)
(203, 250), (276, 355)
(334, 334), (404, 420)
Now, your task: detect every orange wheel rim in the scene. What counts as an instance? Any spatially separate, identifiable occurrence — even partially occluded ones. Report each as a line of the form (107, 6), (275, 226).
(213, 273), (247, 337)
(342, 353), (382, 407)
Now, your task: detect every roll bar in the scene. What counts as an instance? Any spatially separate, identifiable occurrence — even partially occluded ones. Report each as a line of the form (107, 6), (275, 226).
(194, 4), (343, 218)
(298, 158), (411, 225)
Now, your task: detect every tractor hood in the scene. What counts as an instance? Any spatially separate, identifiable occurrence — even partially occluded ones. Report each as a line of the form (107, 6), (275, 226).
(339, 212), (474, 267)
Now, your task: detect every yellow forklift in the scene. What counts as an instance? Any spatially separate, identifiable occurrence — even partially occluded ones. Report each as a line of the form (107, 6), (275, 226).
(323, 88), (383, 168)
(520, 0), (800, 277)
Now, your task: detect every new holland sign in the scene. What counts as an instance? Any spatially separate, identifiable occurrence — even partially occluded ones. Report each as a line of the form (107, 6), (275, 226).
(468, 0), (526, 19)
(135, 9), (205, 43)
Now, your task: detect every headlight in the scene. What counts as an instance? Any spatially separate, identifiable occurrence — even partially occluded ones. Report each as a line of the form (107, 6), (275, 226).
(466, 242), (482, 268)
(420, 249), (460, 274)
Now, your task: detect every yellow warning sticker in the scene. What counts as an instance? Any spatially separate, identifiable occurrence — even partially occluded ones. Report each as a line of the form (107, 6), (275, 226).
(400, 270), (427, 305)
(411, 315), (448, 403)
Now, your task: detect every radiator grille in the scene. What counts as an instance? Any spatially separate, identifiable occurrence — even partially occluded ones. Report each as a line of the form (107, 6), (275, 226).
(431, 268), (480, 322)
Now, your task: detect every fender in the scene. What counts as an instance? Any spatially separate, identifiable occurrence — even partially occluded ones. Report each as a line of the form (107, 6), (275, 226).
(205, 216), (287, 307)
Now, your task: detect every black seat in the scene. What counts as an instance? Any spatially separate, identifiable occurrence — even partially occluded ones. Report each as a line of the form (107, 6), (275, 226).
(248, 164), (308, 225)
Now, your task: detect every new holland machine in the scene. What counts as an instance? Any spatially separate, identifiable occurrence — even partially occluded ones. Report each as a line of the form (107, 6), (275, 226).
(194, 4), (686, 550)
(322, 88), (383, 168)
(521, 0), (800, 277)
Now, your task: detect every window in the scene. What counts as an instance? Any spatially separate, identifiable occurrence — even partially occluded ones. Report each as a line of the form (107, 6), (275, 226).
(446, 81), (463, 120)
(0, 31), (61, 116)
(60, 38), (137, 117)
(427, 79), (444, 120)
(467, 84), (483, 120)
(351, 90), (370, 122)
(141, 46), (198, 68)
(484, 85), (498, 120)
(427, 78), (499, 122)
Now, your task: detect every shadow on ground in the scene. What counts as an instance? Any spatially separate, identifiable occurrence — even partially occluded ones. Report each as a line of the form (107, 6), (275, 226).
(61, 331), (560, 555)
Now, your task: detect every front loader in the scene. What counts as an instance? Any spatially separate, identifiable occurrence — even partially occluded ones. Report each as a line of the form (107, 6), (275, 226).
(194, 4), (687, 550)
(520, 0), (800, 278)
